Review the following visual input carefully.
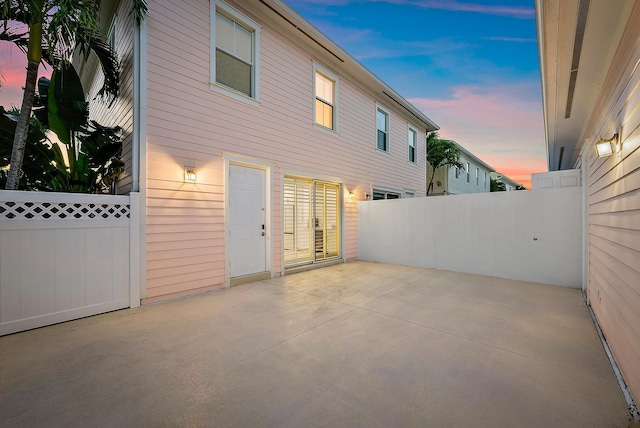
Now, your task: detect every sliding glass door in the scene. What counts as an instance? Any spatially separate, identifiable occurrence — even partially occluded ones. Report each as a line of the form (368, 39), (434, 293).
(283, 177), (341, 267)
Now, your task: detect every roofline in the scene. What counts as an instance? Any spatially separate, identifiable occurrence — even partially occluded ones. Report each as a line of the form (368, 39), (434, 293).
(270, 0), (439, 131)
(454, 143), (496, 172)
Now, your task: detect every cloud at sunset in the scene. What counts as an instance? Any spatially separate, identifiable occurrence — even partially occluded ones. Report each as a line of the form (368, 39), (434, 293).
(409, 82), (548, 188)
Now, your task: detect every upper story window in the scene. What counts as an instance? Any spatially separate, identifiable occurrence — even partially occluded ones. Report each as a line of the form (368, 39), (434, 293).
(408, 126), (417, 163)
(211, 1), (260, 102)
(484, 172), (488, 189)
(466, 162), (470, 183)
(376, 105), (390, 152)
(108, 19), (116, 50)
(314, 66), (338, 131)
(475, 167), (479, 186)
(455, 167), (460, 179)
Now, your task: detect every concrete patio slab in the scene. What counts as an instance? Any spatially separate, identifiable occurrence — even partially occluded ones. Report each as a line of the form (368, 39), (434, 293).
(0, 261), (631, 427)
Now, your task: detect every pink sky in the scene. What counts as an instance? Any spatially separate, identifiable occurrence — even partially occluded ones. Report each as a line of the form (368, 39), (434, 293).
(409, 82), (548, 188)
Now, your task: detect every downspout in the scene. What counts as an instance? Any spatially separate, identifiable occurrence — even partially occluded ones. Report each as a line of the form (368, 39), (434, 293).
(133, 11), (148, 300)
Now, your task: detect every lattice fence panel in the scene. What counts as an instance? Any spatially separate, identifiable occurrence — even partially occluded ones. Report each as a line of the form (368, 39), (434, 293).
(0, 201), (130, 220)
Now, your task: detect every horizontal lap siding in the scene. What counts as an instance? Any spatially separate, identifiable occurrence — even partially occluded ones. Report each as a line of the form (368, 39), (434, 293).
(145, 0), (427, 299)
(86, 0), (135, 194)
(585, 2), (640, 404)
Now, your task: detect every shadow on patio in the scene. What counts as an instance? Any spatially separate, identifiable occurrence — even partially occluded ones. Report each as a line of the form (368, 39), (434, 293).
(0, 261), (631, 427)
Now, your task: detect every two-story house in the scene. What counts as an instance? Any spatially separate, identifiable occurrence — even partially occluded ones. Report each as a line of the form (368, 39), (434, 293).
(427, 143), (495, 195)
(80, 0), (438, 303)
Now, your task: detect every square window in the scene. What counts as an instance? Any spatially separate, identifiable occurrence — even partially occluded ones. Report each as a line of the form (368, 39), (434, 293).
(377, 107), (389, 152)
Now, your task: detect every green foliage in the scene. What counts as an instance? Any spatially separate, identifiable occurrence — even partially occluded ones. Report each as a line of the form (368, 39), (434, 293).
(0, 106), (67, 191)
(1, 0), (119, 103)
(1, 64), (123, 193)
(426, 131), (465, 195)
(490, 178), (506, 192)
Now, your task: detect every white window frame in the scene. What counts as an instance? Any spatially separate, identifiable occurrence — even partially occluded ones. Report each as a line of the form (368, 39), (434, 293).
(475, 167), (479, 186)
(404, 190), (415, 198)
(210, 0), (261, 105)
(466, 162), (470, 183)
(484, 172), (488, 189)
(107, 17), (116, 51)
(376, 104), (390, 153)
(372, 187), (401, 200)
(408, 125), (418, 164)
(313, 63), (339, 133)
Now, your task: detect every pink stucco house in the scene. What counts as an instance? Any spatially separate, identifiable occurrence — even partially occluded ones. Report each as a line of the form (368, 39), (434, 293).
(80, 0), (438, 303)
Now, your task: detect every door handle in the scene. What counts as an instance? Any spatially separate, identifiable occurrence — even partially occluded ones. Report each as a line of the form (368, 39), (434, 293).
(262, 231), (265, 237)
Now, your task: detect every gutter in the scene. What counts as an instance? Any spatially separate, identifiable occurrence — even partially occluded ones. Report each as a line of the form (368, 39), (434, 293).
(132, 13), (148, 300)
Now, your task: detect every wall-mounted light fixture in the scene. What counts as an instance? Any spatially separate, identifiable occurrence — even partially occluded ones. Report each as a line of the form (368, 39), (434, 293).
(346, 191), (356, 203)
(595, 133), (619, 158)
(184, 166), (197, 183)
(365, 192), (371, 200)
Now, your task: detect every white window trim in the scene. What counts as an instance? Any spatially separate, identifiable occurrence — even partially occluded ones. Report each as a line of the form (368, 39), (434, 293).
(408, 125), (418, 164)
(107, 16), (117, 51)
(466, 162), (470, 183)
(475, 167), (479, 186)
(376, 103), (391, 153)
(313, 62), (339, 134)
(210, 0), (261, 106)
(404, 190), (416, 198)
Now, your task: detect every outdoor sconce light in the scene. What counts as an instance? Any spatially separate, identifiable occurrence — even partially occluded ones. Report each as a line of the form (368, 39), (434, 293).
(346, 192), (356, 202)
(184, 166), (197, 183)
(595, 133), (619, 158)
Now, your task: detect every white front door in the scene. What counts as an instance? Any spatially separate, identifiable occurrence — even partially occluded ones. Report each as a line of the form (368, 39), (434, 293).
(229, 165), (267, 277)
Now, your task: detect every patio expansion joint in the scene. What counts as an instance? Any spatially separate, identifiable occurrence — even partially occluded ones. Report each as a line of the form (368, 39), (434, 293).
(98, 305), (361, 428)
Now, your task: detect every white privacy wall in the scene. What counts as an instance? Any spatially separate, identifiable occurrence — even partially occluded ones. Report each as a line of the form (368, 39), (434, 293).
(358, 187), (582, 287)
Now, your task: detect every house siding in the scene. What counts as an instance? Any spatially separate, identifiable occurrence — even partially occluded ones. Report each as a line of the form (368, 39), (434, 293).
(85, 0), (135, 195)
(143, 0), (428, 300)
(583, 1), (640, 404)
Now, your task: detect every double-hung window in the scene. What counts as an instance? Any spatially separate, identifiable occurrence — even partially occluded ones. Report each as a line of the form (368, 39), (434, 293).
(475, 167), (479, 186)
(484, 172), (488, 189)
(212, 1), (259, 100)
(377, 106), (390, 152)
(408, 126), (417, 163)
(455, 167), (460, 179)
(466, 162), (470, 183)
(315, 69), (336, 130)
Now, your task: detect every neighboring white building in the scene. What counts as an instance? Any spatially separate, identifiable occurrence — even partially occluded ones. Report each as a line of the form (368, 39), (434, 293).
(500, 175), (523, 191)
(427, 144), (495, 195)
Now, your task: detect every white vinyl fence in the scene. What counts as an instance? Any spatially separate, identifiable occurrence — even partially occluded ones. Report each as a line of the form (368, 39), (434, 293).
(358, 187), (582, 287)
(0, 190), (140, 335)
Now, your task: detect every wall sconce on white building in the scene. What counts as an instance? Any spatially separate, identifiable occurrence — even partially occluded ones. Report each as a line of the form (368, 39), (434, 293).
(184, 166), (197, 183)
(595, 133), (619, 158)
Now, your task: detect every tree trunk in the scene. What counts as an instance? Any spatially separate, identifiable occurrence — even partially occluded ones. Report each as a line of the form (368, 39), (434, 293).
(5, 60), (40, 190)
(5, 16), (43, 190)
(427, 169), (436, 196)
